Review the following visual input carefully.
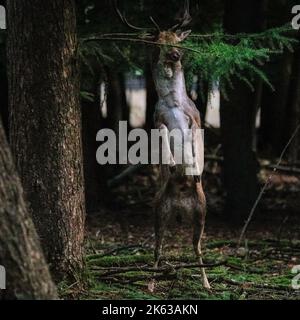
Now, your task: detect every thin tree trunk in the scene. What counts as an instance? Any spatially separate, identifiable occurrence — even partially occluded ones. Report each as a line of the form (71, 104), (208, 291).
(0, 118), (58, 300)
(105, 69), (125, 178)
(145, 64), (157, 131)
(120, 73), (130, 125)
(0, 24), (8, 137)
(259, 0), (294, 156)
(106, 69), (124, 134)
(221, 0), (262, 222)
(251, 0), (268, 152)
(7, 0), (85, 280)
(81, 80), (104, 212)
(260, 51), (294, 155)
(195, 79), (208, 122)
(287, 46), (300, 162)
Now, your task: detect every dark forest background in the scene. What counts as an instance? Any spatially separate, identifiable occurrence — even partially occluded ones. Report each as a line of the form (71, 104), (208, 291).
(0, 0), (300, 300)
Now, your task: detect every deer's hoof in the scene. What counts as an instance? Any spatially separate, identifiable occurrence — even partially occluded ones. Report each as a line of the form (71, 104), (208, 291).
(203, 279), (211, 291)
(148, 279), (156, 293)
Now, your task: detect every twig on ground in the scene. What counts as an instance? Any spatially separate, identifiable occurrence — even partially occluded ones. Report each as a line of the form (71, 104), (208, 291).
(99, 273), (178, 284)
(91, 260), (227, 277)
(210, 276), (294, 292)
(99, 234), (154, 257)
(96, 272), (294, 294)
(99, 244), (146, 257)
(225, 263), (265, 274)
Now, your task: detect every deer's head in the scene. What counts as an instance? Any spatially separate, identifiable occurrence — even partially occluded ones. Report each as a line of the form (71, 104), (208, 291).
(154, 29), (191, 78)
(114, 0), (192, 78)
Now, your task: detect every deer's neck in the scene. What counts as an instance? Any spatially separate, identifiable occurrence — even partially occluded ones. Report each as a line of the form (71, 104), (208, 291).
(153, 62), (189, 107)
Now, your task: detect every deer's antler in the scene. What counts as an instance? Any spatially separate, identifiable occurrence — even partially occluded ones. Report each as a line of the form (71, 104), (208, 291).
(170, 0), (192, 31)
(113, 0), (158, 33)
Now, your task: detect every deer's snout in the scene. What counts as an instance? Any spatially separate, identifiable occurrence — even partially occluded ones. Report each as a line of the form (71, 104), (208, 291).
(167, 50), (181, 62)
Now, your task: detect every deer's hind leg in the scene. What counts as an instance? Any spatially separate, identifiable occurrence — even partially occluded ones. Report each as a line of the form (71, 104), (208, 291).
(193, 181), (211, 289)
(154, 191), (173, 269)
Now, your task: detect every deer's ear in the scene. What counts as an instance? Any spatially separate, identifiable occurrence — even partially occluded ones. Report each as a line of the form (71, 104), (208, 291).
(177, 30), (192, 42)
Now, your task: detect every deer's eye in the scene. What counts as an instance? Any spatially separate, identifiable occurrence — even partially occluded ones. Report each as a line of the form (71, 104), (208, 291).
(166, 51), (181, 62)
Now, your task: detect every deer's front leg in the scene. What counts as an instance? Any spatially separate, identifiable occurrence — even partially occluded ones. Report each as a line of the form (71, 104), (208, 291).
(190, 121), (204, 176)
(193, 182), (211, 290)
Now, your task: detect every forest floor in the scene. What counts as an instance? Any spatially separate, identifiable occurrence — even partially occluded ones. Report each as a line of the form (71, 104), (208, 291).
(63, 165), (300, 300)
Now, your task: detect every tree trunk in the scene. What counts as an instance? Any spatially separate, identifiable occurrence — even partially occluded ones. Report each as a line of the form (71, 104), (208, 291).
(81, 80), (104, 213)
(145, 64), (157, 131)
(105, 69), (126, 178)
(106, 69), (124, 134)
(220, 0), (262, 222)
(0, 118), (58, 300)
(0, 65), (8, 137)
(120, 73), (130, 125)
(287, 46), (300, 162)
(259, 0), (295, 156)
(260, 51), (294, 155)
(7, 0), (85, 280)
(0, 20), (8, 137)
(195, 79), (208, 122)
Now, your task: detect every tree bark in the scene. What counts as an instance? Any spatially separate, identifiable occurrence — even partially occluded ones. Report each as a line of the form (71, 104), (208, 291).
(81, 80), (104, 213)
(0, 62), (8, 137)
(7, 0), (85, 280)
(0, 118), (58, 300)
(221, 0), (262, 222)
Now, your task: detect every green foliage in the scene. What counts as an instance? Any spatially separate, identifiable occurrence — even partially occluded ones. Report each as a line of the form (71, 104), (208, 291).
(79, 24), (297, 99)
(78, 40), (113, 74)
(182, 25), (297, 96)
(80, 91), (96, 102)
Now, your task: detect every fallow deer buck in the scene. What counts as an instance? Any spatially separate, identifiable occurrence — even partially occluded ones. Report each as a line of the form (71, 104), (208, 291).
(115, 2), (210, 289)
